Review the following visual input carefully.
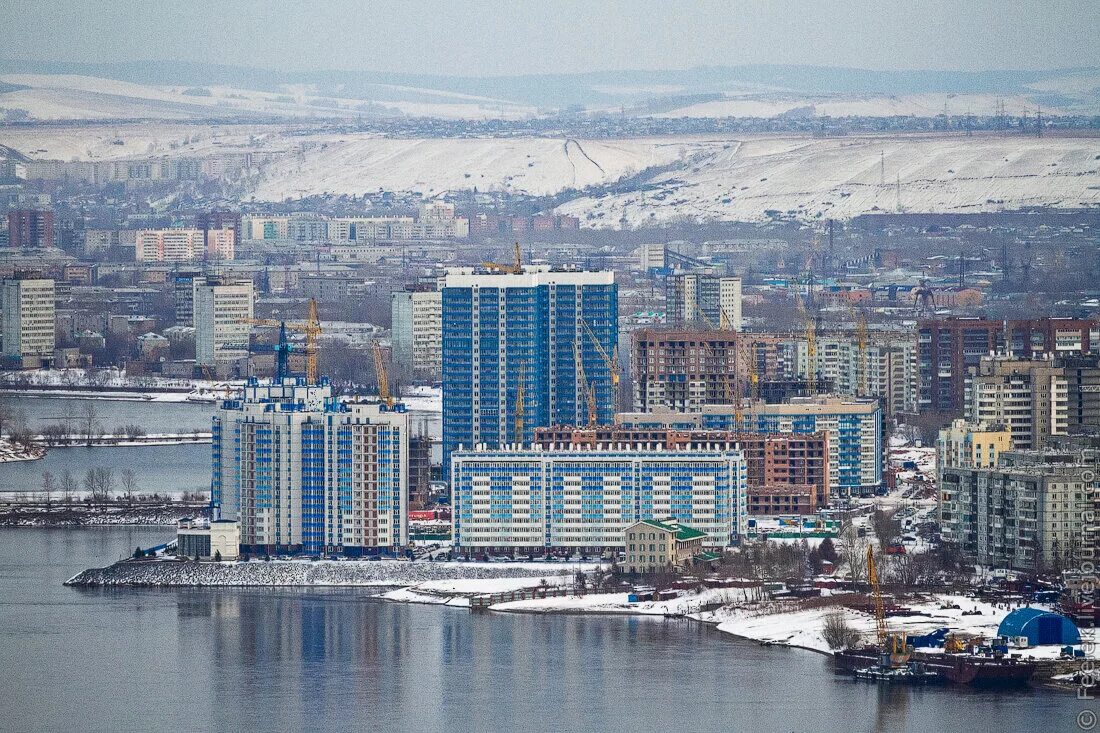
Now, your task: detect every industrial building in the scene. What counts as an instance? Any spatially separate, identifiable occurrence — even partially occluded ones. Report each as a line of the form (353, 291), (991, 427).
(451, 445), (746, 552)
(212, 378), (409, 555)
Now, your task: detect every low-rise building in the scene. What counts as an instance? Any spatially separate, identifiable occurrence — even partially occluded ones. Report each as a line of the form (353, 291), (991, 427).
(176, 518), (240, 560)
(623, 519), (707, 574)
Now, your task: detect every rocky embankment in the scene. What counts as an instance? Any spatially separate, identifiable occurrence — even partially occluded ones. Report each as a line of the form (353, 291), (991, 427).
(66, 559), (579, 588)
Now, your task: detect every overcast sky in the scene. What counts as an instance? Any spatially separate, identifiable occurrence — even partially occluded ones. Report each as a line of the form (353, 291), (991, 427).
(5, 0), (1097, 76)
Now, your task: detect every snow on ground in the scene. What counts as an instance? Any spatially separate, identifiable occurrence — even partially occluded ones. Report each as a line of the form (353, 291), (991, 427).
(249, 136), (699, 200)
(0, 74), (537, 122)
(67, 558), (602, 588)
(557, 134), (1100, 226)
(0, 439), (45, 464)
(650, 93), (1075, 119)
(703, 594), (1077, 659)
(491, 587), (752, 615)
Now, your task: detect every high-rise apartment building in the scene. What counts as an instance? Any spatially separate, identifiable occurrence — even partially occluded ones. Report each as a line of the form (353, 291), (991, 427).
(618, 396), (883, 498)
(212, 379), (409, 554)
(7, 209), (54, 249)
(939, 449), (1099, 573)
(666, 273), (742, 330)
(441, 266), (618, 472)
(804, 332), (919, 416)
(451, 445), (746, 551)
(135, 228), (233, 261)
(391, 284), (442, 381)
(535, 425), (829, 509)
(966, 356), (1068, 450)
(918, 317), (1099, 414)
(1, 277), (55, 365)
(194, 275), (253, 367)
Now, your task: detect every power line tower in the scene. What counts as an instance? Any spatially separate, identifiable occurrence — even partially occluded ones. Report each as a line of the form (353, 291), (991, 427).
(1036, 106), (1043, 138)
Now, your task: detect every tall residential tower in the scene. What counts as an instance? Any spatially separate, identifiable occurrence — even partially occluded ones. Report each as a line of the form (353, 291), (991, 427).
(441, 266), (618, 471)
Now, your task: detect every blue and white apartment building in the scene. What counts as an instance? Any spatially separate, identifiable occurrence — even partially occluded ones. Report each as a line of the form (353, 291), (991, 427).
(441, 266), (618, 475)
(618, 396), (883, 497)
(451, 445), (747, 552)
(212, 378), (409, 555)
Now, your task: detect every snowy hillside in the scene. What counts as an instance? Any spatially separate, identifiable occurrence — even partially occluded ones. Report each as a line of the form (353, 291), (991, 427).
(250, 136), (699, 200)
(556, 134), (1100, 226)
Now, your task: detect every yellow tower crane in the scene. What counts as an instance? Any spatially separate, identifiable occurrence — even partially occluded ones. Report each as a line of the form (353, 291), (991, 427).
(805, 316), (817, 394)
(515, 360), (526, 444)
(573, 341), (597, 426)
(581, 319), (621, 410)
(868, 545), (911, 666)
(246, 298), (323, 384)
(372, 342), (393, 409)
(482, 241), (524, 274)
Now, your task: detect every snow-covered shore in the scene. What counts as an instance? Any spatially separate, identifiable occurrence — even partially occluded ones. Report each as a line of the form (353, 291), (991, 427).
(0, 439), (45, 464)
(66, 558), (596, 589)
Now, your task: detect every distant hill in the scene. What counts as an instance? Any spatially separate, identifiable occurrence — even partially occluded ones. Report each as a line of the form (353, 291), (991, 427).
(0, 59), (1097, 110)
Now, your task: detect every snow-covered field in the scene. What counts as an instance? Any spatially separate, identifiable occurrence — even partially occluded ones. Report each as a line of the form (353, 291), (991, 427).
(0, 74), (537, 122)
(249, 136), (695, 200)
(557, 134), (1100, 226)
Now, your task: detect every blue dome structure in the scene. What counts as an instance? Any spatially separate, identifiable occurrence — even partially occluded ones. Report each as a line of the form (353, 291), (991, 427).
(997, 608), (1080, 646)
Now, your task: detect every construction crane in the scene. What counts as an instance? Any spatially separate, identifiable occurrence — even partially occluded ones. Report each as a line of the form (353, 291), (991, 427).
(482, 241), (524, 274)
(690, 293), (740, 413)
(581, 319), (621, 409)
(868, 546), (910, 666)
(246, 298), (322, 384)
(573, 342), (597, 426)
(846, 301), (869, 397)
(805, 316), (817, 394)
(372, 342), (393, 409)
(514, 360), (526, 444)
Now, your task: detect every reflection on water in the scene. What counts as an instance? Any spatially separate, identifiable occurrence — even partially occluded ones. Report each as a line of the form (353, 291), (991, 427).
(0, 442), (211, 494)
(0, 528), (1083, 732)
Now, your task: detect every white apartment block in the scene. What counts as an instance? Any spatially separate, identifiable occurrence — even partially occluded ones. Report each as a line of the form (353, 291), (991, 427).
(391, 287), (442, 380)
(135, 228), (232, 261)
(213, 380), (409, 553)
(451, 446), (746, 550)
(1, 278), (55, 363)
(802, 334), (919, 416)
(194, 276), (253, 366)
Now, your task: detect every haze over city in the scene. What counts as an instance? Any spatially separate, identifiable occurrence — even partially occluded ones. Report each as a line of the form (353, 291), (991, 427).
(0, 2), (1097, 732)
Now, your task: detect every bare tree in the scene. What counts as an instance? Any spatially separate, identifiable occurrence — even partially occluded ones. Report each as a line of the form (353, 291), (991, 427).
(821, 610), (863, 650)
(838, 524), (869, 584)
(79, 403), (101, 447)
(59, 469), (77, 503)
(870, 509), (900, 548)
(120, 469), (138, 507)
(41, 470), (55, 509)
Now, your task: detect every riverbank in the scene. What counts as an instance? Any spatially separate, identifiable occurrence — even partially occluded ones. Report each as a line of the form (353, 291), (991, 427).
(0, 439), (45, 464)
(0, 500), (209, 527)
(66, 557), (596, 589)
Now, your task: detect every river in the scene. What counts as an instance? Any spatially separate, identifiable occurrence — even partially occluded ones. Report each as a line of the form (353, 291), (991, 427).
(0, 527), (1085, 732)
(0, 394), (441, 495)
